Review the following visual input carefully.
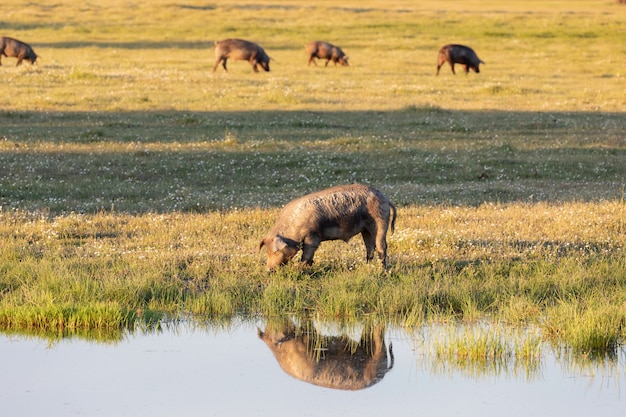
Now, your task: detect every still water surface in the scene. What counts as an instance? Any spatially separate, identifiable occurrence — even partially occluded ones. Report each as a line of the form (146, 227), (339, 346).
(2, 319), (624, 417)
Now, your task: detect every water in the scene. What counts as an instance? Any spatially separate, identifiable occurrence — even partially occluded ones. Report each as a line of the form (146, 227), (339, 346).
(1, 320), (624, 417)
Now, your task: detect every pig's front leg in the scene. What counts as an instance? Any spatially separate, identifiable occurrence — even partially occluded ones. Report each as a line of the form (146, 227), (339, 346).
(300, 236), (321, 266)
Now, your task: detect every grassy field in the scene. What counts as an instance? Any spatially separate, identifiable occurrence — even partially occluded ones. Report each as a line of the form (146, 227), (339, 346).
(1, 0), (625, 357)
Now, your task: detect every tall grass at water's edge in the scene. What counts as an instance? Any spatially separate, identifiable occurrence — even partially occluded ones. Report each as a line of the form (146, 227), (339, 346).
(1, 204), (624, 355)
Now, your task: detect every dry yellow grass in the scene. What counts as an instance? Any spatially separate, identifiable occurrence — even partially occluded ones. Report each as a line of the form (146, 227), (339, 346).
(2, 0), (624, 112)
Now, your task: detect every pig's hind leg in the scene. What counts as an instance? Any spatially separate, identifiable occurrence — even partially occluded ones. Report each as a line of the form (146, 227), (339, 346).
(213, 58), (227, 72)
(374, 226), (389, 268)
(361, 230), (376, 263)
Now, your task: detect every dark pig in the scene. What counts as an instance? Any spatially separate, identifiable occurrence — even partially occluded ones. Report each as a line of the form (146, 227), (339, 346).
(213, 38), (270, 73)
(436, 44), (484, 75)
(0, 36), (38, 66)
(305, 41), (349, 66)
(259, 184), (396, 271)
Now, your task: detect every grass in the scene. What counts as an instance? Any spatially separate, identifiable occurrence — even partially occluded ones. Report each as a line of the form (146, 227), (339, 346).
(0, 0), (625, 358)
(1, 204), (624, 353)
(429, 324), (543, 380)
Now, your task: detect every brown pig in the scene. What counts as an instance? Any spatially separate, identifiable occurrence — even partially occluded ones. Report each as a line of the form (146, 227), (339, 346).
(436, 44), (484, 75)
(305, 41), (349, 66)
(259, 184), (396, 271)
(213, 38), (270, 73)
(0, 36), (38, 66)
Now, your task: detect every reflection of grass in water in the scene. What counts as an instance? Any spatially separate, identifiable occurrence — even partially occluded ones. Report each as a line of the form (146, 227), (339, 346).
(429, 324), (542, 380)
(553, 343), (624, 379)
(2, 325), (126, 345)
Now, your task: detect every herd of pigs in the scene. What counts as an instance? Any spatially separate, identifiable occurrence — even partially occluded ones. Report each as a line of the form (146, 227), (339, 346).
(214, 38), (484, 75)
(1, 35), (485, 271)
(1, 35), (485, 75)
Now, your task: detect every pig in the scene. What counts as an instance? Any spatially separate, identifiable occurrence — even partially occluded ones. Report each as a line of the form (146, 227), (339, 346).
(436, 44), (484, 75)
(0, 36), (38, 66)
(259, 184), (396, 271)
(213, 38), (270, 73)
(305, 41), (349, 66)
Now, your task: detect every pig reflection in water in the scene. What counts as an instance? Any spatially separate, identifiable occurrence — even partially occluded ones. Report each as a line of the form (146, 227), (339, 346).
(258, 322), (394, 390)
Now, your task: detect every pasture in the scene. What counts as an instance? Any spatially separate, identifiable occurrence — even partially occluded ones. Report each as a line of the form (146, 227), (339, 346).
(0, 0), (625, 355)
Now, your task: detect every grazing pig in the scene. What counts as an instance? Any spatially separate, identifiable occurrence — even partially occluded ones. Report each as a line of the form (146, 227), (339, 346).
(259, 184), (396, 271)
(305, 41), (349, 66)
(213, 38), (270, 73)
(436, 44), (484, 75)
(0, 36), (38, 66)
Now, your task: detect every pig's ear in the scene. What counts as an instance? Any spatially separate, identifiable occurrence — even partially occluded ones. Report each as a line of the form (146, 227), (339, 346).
(271, 235), (288, 253)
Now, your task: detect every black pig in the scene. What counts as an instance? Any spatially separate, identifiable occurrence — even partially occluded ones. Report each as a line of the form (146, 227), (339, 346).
(0, 37), (38, 66)
(305, 41), (349, 66)
(213, 38), (270, 73)
(437, 44), (484, 75)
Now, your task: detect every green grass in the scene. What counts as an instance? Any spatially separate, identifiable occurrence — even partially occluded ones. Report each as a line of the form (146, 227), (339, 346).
(1, 109), (623, 213)
(430, 324), (542, 379)
(0, 0), (625, 356)
(1, 205), (624, 352)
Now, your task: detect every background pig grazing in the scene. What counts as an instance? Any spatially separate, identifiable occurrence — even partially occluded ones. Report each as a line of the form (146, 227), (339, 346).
(0, 36), (38, 66)
(305, 41), (349, 66)
(213, 38), (270, 73)
(259, 184), (396, 271)
(436, 44), (484, 75)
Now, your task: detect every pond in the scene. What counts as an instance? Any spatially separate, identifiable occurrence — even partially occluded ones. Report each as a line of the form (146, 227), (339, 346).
(2, 319), (624, 417)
